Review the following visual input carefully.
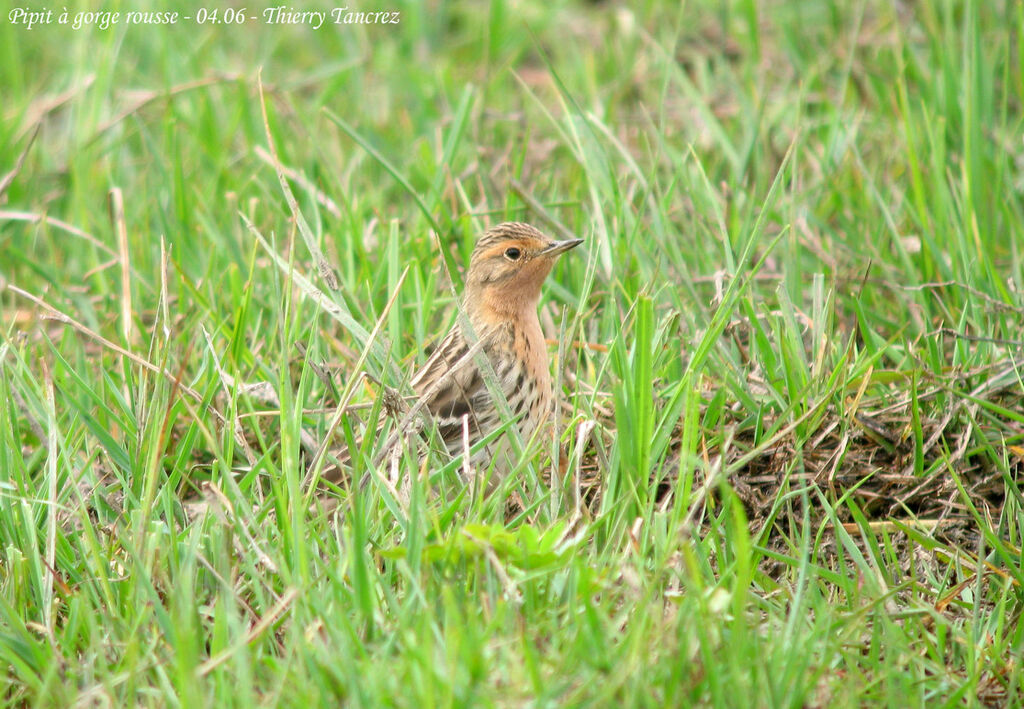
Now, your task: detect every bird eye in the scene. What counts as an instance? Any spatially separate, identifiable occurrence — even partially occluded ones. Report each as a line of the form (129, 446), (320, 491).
(504, 247), (521, 261)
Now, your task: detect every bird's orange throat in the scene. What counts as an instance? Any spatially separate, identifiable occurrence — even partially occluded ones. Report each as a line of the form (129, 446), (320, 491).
(468, 259), (554, 323)
(471, 287), (539, 324)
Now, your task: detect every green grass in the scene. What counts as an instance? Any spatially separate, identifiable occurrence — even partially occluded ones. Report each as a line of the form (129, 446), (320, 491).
(2, 0), (1023, 705)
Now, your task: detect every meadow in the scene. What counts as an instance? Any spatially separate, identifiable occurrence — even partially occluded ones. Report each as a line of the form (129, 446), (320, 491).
(1, 0), (1022, 705)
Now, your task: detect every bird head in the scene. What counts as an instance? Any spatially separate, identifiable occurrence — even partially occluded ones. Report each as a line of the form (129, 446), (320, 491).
(464, 222), (583, 321)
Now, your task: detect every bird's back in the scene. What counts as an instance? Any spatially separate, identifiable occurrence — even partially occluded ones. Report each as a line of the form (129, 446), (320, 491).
(411, 314), (552, 472)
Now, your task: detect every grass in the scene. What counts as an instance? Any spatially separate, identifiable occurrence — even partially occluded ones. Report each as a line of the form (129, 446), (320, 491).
(1, 0), (1023, 705)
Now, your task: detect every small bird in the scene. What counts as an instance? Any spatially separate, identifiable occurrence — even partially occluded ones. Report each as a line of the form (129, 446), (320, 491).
(327, 221), (583, 488)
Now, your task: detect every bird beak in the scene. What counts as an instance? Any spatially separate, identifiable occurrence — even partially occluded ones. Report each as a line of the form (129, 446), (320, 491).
(541, 238), (584, 257)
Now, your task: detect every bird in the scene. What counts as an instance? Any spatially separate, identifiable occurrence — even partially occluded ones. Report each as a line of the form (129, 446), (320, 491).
(322, 221), (583, 490)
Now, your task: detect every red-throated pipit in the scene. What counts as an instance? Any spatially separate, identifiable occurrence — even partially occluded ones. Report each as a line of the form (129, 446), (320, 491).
(326, 221), (583, 488)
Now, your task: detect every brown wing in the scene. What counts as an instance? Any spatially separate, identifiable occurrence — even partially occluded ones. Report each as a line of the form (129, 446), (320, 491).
(410, 324), (497, 451)
(320, 321), (511, 487)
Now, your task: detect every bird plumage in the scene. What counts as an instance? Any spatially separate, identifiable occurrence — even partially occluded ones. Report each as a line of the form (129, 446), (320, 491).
(323, 221), (582, 488)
